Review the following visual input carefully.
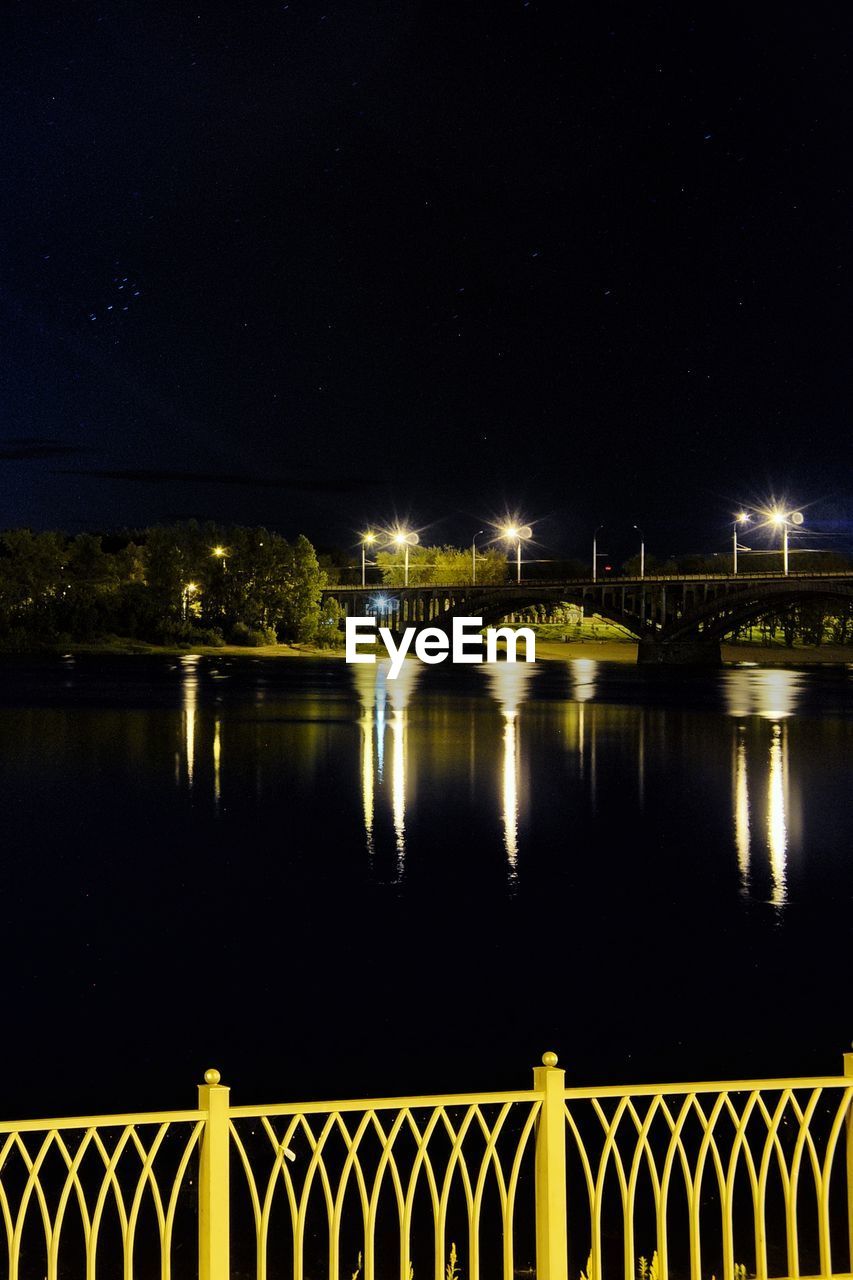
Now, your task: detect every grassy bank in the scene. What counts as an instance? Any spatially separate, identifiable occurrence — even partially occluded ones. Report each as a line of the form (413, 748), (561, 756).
(5, 635), (852, 668)
(41, 638), (348, 660)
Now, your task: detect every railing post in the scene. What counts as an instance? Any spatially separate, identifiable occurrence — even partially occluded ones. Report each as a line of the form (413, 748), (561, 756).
(844, 1049), (853, 1273)
(533, 1050), (568, 1280)
(198, 1067), (230, 1280)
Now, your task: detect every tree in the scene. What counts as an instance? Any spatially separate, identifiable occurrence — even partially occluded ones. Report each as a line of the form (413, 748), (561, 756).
(375, 543), (508, 586)
(0, 530), (65, 637)
(277, 534), (324, 641)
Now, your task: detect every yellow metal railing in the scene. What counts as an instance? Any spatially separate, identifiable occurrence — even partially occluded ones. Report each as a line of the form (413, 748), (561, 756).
(0, 1106), (203, 1279)
(2, 1054), (853, 1279)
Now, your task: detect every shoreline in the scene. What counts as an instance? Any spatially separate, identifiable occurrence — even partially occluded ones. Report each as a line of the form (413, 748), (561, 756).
(2, 637), (851, 668)
(535, 639), (853, 666)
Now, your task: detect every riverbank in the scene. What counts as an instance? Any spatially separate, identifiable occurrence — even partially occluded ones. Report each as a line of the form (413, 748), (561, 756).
(6, 636), (853, 667)
(55, 639), (348, 660)
(535, 638), (853, 665)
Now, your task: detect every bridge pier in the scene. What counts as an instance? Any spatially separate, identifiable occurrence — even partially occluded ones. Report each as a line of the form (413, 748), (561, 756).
(637, 637), (722, 667)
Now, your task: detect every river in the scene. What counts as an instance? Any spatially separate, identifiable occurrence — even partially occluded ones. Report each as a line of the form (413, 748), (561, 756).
(0, 653), (851, 1114)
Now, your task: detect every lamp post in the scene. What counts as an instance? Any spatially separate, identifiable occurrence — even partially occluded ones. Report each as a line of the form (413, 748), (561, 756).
(633, 524), (645, 579)
(182, 581), (198, 621)
(361, 532), (376, 587)
(211, 545), (228, 574)
(733, 512), (750, 574)
(593, 524), (605, 582)
(472, 529), (484, 585)
(501, 523), (532, 585)
(392, 529), (420, 587)
(771, 510), (803, 576)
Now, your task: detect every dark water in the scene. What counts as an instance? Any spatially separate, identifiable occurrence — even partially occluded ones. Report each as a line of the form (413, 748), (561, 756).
(1, 653), (852, 1117)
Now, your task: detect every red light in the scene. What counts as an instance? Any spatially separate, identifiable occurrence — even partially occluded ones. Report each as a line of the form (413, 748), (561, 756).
(604, 564), (612, 572)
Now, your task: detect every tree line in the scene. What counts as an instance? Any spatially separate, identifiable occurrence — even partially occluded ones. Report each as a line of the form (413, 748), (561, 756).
(0, 523), (339, 650)
(3, 525), (851, 651)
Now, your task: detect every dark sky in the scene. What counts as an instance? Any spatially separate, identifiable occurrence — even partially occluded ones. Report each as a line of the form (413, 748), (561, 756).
(1, 1), (851, 560)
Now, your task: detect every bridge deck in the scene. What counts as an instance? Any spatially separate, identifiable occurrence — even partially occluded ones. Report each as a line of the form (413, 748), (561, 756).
(325, 570), (853, 590)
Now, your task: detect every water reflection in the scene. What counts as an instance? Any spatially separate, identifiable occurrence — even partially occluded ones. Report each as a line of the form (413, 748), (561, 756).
(733, 728), (751, 892)
(727, 669), (794, 908)
(181, 655), (199, 789)
(358, 676), (375, 860)
(571, 659), (598, 703)
(213, 717), (222, 812)
(767, 722), (788, 907)
(485, 663), (536, 881)
(353, 661), (420, 873)
(723, 667), (802, 719)
(386, 662), (420, 873)
(164, 655), (809, 910)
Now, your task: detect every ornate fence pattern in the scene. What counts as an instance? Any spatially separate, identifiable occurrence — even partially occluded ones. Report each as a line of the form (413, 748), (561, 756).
(0, 1109), (203, 1280)
(2, 1054), (853, 1280)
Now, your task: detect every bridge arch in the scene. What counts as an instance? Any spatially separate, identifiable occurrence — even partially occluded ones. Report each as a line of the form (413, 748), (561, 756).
(664, 582), (853, 643)
(441, 586), (645, 640)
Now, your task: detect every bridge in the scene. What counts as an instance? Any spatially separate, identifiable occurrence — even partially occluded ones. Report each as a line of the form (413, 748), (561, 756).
(322, 570), (853, 664)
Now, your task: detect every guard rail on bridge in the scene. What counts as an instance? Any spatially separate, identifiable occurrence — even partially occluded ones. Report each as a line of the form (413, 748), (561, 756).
(328, 572), (853, 587)
(4, 1053), (853, 1279)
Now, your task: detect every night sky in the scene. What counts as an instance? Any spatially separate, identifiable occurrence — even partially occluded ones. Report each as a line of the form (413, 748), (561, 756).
(2, 2), (851, 562)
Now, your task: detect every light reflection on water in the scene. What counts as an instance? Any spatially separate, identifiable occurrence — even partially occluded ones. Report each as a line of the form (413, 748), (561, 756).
(725, 669), (796, 908)
(162, 657), (836, 907)
(573, 660), (598, 807)
(733, 729), (751, 891)
(484, 662), (536, 882)
(5, 652), (853, 1101)
(386, 661), (420, 875)
(767, 722), (788, 907)
(354, 660), (421, 876)
(723, 667), (802, 719)
(180, 654), (199, 789)
(213, 716), (222, 812)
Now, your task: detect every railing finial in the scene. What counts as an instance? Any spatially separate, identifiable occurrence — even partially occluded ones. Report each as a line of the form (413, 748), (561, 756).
(204, 1068), (222, 1086)
(541, 1050), (558, 1068)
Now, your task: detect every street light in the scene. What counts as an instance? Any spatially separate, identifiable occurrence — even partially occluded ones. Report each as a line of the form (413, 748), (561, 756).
(211, 545), (228, 573)
(182, 581), (198, 621)
(633, 524), (645, 579)
(593, 524), (605, 582)
(500, 523), (532, 584)
(770, 509), (804, 576)
(733, 512), (751, 574)
(361, 531), (376, 587)
(471, 529), (484, 584)
(391, 529), (419, 586)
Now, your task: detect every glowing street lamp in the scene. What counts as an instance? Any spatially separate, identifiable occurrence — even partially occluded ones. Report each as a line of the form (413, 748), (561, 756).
(211, 545), (228, 573)
(472, 529), (484, 584)
(770, 509), (804, 576)
(733, 512), (751, 574)
(182, 581), (198, 621)
(633, 524), (645, 580)
(391, 529), (420, 586)
(501, 523), (532, 584)
(361, 531), (376, 587)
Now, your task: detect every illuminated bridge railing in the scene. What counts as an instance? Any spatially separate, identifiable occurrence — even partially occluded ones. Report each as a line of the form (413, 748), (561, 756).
(3, 1056), (853, 1280)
